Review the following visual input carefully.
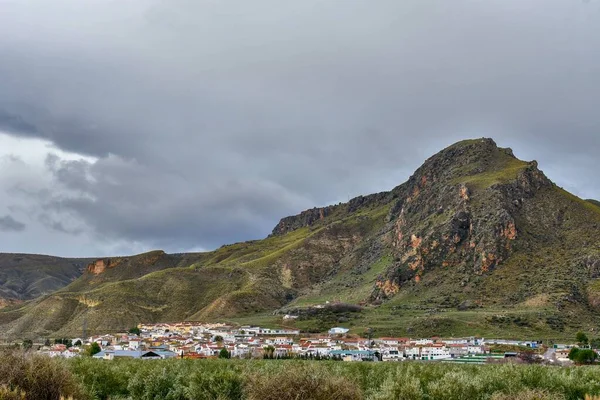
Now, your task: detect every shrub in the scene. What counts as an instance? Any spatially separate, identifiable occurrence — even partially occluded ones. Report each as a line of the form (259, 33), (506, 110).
(490, 389), (565, 400)
(0, 351), (84, 400)
(569, 348), (598, 364)
(219, 348), (230, 359)
(185, 367), (244, 400)
(68, 357), (129, 399)
(86, 342), (101, 357)
(127, 363), (188, 400)
(0, 385), (26, 400)
(245, 363), (362, 400)
(367, 375), (423, 400)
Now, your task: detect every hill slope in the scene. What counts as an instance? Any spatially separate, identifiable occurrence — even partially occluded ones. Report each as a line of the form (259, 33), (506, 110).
(587, 199), (600, 208)
(1, 138), (599, 339)
(0, 254), (91, 307)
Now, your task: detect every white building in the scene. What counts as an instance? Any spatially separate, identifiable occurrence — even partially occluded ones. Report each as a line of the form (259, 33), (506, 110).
(328, 327), (350, 335)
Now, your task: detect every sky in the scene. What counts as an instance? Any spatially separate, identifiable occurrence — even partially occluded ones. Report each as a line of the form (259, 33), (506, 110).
(0, 0), (599, 257)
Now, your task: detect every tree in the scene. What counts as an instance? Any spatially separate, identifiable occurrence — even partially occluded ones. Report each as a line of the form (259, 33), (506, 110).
(128, 327), (141, 335)
(74, 340), (82, 347)
(219, 348), (230, 359)
(44, 339), (51, 347)
(568, 348), (598, 364)
(54, 338), (73, 348)
(87, 342), (101, 356)
(576, 331), (589, 346)
(22, 339), (33, 350)
(591, 338), (600, 349)
(263, 346), (275, 359)
(518, 350), (540, 364)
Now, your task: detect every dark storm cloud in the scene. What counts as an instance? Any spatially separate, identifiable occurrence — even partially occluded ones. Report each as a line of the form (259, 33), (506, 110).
(0, 215), (25, 232)
(0, 110), (38, 136)
(37, 154), (309, 250)
(0, 0), (599, 255)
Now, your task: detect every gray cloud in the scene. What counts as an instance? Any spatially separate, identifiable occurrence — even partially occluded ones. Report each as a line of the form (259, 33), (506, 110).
(0, 215), (25, 233)
(0, 0), (599, 256)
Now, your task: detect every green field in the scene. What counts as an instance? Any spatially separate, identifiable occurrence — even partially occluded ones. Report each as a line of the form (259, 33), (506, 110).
(2, 352), (600, 400)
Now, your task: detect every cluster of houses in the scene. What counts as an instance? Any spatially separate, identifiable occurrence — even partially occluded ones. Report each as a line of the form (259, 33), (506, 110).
(28, 321), (597, 365)
(31, 321), (585, 363)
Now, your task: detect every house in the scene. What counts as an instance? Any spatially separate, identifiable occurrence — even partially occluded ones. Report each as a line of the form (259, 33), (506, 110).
(420, 345), (451, 360)
(329, 350), (377, 362)
(328, 327), (350, 336)
(555, 349), (572, 363)
(378, 337), (409, 346)
(382, 349), (403, 362)
(93, 350), (176, 360)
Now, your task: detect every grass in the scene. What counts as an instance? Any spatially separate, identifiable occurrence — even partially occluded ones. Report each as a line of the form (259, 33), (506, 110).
(451, 149), (529, 190)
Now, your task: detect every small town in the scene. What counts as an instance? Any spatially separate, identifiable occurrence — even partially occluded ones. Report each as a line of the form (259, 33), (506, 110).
(21, 322), (593, 365)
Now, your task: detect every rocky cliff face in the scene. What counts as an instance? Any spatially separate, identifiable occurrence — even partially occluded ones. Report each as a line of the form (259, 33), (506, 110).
(373, 139), (553, 299)
(87, 259), (111, 275)
(271, 206), (337, 236)
(271, 192), (391, 236)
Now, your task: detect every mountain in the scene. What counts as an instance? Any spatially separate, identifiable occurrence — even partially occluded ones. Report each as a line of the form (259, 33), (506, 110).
(0, 254), (91, 307)
(1, 138), (599, 340)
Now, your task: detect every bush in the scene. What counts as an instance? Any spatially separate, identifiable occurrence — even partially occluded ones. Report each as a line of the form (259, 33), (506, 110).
(4, 353), (600, 400)
(68, 357), (129, 399)
(569, 348), (598, 365)
(490, 389), (565, 400)
(86, 342), (101, 357)
(128, 327), (141, 335)
(0, 351), (84, 400)
(0, 385), (26, 400)
(245, 363), (362, 400)
(246, 362), (362, 400)
(185, 367), (244, 400)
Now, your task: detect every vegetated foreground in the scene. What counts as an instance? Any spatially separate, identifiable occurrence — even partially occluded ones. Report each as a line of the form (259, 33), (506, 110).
(2, 352), (600, 400)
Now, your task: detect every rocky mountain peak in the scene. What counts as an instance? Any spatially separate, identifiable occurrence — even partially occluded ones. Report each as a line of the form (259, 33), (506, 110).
(373, 139), (554, 300)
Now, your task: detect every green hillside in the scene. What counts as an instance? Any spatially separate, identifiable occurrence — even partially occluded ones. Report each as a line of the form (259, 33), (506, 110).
(2, 138), (600, 340)
(0, 254), (92, 306)
(587, 199), (600, 208)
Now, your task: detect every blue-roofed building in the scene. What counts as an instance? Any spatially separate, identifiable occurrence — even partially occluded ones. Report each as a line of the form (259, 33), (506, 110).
(329, 349), (377, 362)
(93, 350), (177, 360)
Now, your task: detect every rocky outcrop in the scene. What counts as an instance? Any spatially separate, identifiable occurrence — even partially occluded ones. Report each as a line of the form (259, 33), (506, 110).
(372, 138), (553, 300)
(271, 206), (337, 236)
(271, 192), (391, 236)
(87, 259), (111, 275)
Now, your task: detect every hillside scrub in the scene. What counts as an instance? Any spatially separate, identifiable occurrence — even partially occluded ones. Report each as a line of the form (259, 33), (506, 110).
(0, 351), (84, 400)
(4, 352), (600, 399)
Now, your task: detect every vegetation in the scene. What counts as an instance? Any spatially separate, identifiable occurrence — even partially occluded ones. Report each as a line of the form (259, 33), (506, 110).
(0, 254), (91, 303)
(3, 351), (600, 399)
(127, 327), (141, 336)
(219, 348), (231, 359)
(569, 348), (598, 365)
(2, 138), (600, 341)
(0, 351), (84, 400)
(577, 332), (589, 346)
(54, 339), (73, 348)
(86, 343), (101, 357)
